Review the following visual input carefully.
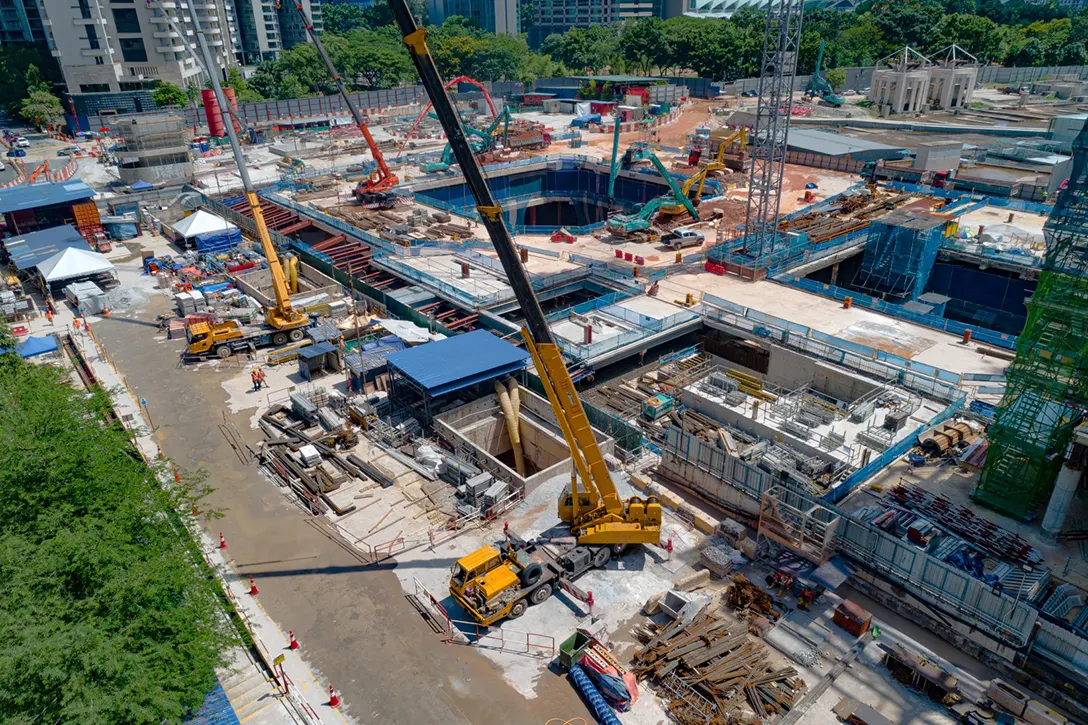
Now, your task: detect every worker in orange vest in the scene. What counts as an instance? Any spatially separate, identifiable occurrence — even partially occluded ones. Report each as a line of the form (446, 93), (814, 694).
(257, 367), (267, 390)
(251, 369), (259, 392)
(45, 309), (53, 326)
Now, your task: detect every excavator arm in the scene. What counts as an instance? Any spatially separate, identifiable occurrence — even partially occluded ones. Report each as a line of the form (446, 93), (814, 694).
(389, 1), (660, 546)
(292, 3), (396, 196)
(715, 127), (748, 164)
(649, 151), (700, 221)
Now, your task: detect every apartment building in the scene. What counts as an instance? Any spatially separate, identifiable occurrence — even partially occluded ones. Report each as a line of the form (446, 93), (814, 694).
(528, 0), (660, 47)
(427, 0), (517, 34)
(234, 0), (322, 64)
(0, 0), (48, 45)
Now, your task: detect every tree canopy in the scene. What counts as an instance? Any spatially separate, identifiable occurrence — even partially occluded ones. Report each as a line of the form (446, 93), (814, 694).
(0, 347), (234, 723)
(151, 81), (189, 108)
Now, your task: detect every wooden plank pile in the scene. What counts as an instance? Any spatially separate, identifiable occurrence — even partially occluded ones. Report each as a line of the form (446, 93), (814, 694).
(632, 612), (805, 724)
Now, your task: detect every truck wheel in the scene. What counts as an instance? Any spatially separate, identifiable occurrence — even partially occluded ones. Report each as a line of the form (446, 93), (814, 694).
(216, 346), (232, 359)
(289, 328), (304, 342)
(272, 332), (288, 346)
(610, 544), (628, 557)
(593, 547), (611, 568)
(530, 583), (553, 605)
(508, 600), (527, 619)
(520, 563), (543, 588)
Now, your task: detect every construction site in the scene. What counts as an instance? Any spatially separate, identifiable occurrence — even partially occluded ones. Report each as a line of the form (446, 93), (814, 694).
(7, 1), (1088, 724)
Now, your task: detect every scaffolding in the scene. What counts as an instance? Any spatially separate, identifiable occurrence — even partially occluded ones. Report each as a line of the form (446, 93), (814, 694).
(852, 210), (948, 301)
(976, 121), (1088, 518)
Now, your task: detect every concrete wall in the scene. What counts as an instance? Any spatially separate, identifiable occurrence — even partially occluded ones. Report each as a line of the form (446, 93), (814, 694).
(709, 344), (880, 405)
(231, 263), (342, 308)
(434, 387), (614, 494)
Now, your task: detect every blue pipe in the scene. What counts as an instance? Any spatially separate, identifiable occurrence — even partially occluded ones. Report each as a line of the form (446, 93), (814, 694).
(569, 665), (622, 725)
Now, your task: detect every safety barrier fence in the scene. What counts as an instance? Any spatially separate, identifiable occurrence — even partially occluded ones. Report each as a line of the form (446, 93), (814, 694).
(940, 239), (1043, 270)
(775, 274), (1019, 351)
(884, 181), (1055, 215)
(545, 290), (637, 322)
(699, 293), (966, 401)
(446, 620), (557, 658)
(556, 308), (700, 361)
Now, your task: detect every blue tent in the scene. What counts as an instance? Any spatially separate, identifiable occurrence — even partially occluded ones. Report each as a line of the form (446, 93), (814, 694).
(16, 335), (59, 358)
(171, 209), (242, 252)
(130, 179), (154, 191)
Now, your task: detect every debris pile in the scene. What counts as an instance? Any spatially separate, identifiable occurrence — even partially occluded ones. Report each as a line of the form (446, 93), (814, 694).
(725, 574), (781, 621)
(632, 612), (805, 724)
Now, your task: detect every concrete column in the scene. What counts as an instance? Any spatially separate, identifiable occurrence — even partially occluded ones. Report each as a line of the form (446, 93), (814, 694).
(1042, 444), (1083, 538)
(830, 261), (840, 286)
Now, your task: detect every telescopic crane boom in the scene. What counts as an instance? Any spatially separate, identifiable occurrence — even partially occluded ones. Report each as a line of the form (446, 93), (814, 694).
(186, 1), (306, 334)
(292, 2), (398, 203)
(387, 0), (661, 546)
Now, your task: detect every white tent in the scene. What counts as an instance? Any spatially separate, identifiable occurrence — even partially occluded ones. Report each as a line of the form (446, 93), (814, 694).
(172, 209), (238, 239)
(37, 247), (115, 283)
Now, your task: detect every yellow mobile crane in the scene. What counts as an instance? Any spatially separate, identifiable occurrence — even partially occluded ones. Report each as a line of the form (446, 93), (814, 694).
(182, 3), (307, 358)
(386, 0), (662, 626)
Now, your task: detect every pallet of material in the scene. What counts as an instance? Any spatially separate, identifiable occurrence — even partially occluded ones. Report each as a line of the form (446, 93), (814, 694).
(632, 612), (805, 725)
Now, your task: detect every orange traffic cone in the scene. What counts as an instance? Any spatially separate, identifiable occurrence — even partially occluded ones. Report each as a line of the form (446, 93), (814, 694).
(289, 631), (299, 650)
(249, 576), (259, 596)
(219, 532), (227, 549)
(328, 686), (340, 707)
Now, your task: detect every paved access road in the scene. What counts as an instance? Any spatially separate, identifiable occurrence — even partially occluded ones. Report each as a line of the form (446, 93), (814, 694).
(93, 286), (592, 725)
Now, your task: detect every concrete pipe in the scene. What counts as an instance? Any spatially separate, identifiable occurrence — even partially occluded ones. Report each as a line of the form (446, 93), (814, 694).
(495, 379), (526, 477)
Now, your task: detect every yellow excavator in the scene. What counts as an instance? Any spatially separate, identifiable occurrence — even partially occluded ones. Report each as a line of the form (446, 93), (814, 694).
(182, 4), (307, 359)
(659, 127), (748, 217)
(386, 0), (662, 626)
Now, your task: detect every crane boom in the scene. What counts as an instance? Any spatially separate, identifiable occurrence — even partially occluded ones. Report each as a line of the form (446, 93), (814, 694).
(291, 2), (397, 197)
(388, 0), (660, 545)
(186, 1), (305, 332)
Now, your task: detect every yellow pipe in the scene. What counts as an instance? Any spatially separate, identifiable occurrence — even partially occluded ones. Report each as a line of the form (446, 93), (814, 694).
(289, 255), (299, 293)
(494, 380), (526, 477)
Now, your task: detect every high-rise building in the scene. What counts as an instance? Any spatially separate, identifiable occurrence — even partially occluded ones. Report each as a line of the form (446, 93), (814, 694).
(0, 0), (48, 45)
(29, 0), (242, 122)
(528, 0), (659, 47)
(234, 0), (322, 65)
(427, 0), (517, 35)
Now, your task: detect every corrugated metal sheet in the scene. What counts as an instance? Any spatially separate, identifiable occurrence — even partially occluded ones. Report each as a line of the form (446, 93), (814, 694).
(3, 224), (87, 270)
(786, 128), (908, 161)
(386, 329), (529, 397)
(0, 179), (95, 213)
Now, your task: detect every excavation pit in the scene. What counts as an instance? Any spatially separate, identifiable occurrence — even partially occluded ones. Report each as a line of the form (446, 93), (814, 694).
(434, 386), (614, 494)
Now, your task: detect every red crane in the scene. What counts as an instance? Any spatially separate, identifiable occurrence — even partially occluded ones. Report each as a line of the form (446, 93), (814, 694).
(292, 3), (398, 206)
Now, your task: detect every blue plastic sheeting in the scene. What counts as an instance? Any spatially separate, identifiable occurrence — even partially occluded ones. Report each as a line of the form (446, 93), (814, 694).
(185, 681), (240, 725)
(130, 179), (153, 191)
(17, 335), (58, 358)
(0, 179), (94, 214)
(3, 225), (87, 270)
(105, 221), (138, 240)
(193, 227), (243, 253)
(386, 329), (529, 397)
(194, 281), (234, 295)
(569, 665), (622, 725)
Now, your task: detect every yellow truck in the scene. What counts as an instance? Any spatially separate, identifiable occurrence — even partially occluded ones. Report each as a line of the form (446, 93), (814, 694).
(186, 320), (305, 359)
(449, 534), (621, 626)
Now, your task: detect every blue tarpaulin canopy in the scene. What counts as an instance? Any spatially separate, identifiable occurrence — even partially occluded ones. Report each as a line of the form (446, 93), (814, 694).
(129, 179), (153, 191)
(172, 210), (242, 253)
(386, 329), (529, 397)
(16, 335), (58, 358)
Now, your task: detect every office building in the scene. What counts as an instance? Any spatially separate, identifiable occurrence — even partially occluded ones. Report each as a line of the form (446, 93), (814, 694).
(427, 0), (516, 35)
(529, 0), (658, 47)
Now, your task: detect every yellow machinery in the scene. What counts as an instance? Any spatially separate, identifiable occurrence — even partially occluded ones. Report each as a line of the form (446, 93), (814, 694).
(386, 0), (662, 624)
(659, 128), (747, 217)
(183, 3), (307, 359)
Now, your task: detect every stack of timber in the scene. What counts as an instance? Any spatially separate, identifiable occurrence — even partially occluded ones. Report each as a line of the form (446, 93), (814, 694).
(726, 574), (782, 621)
(632, 612), (805, 724)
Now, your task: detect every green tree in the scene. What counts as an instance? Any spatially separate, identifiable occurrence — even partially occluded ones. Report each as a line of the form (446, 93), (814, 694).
(322, 2), (367, 33)
(151, 81), (189, 108)
(871, 0), (944, 47)
(825, 68), (846, 90)
(23, 63), (50, 94)
(19, 90), (63, 128)
(0, 356), (234, 723)
(930, 14), (1004, 61)
(224, 67), (263, 102)
(334, 29), (414, 88)
(0, 46), (62, 114)
(619, 18), (666, 75)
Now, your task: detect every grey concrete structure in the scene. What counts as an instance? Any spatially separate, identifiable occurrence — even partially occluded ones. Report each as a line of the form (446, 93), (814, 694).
(913, 141), (963, 172)
(0, 0), (47, 45)
(112, 113), (193, 185)
(869, 46), (977, 116)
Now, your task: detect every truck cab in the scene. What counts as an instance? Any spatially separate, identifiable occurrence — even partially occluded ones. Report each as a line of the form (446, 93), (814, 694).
(186, 320), (245, 358)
